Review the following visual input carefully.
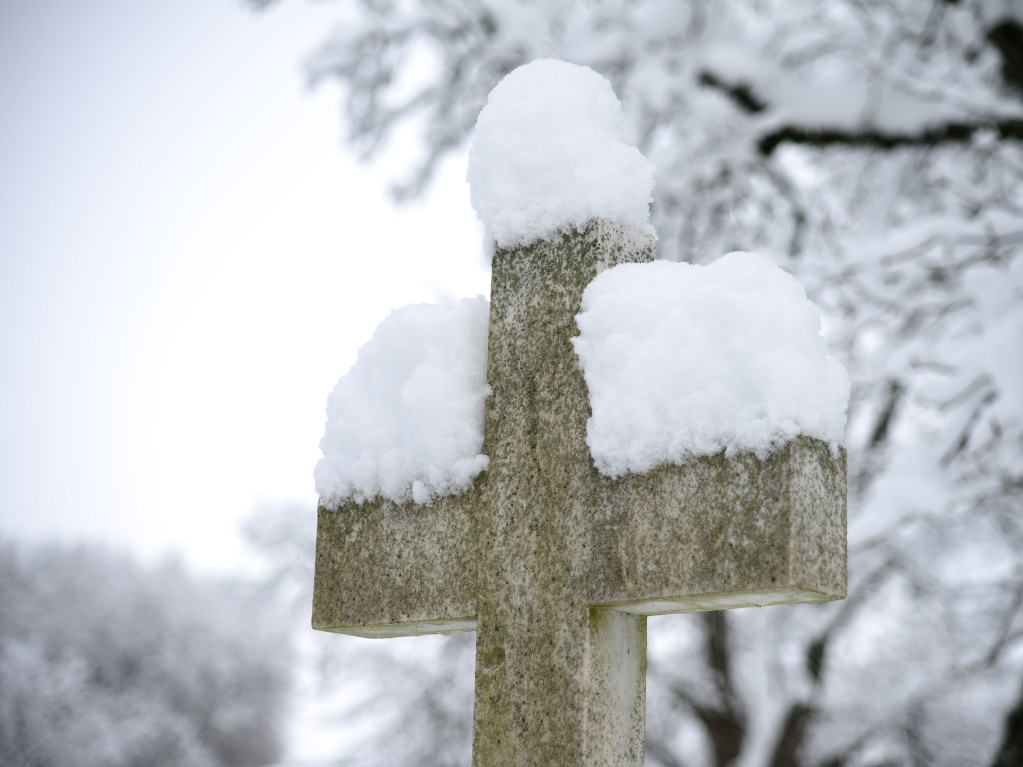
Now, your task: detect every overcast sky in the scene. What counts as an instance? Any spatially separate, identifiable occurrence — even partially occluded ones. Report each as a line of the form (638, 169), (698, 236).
(0, 0), (490, 573)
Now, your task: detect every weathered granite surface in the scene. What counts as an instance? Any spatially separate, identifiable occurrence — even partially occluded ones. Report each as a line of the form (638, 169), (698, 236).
(313, 219), (847, 767)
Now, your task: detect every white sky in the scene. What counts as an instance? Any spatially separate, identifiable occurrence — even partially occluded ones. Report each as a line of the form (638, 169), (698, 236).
(0, 0), (490, 574)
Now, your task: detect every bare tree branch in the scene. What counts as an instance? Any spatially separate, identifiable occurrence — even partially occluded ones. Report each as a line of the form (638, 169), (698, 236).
(758, 119), (1023, 157)
(990, 674), (1023, 767)
(695, 68), (1023, 156)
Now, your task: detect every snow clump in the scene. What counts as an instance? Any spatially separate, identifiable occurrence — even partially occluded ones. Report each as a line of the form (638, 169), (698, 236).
(572, 252), (849, 478)
(315, 297), (490, 507)
(467, 59), (656, 250)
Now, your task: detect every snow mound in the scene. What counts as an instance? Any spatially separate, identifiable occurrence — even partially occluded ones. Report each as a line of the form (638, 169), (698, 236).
(315, 298), (490, 507)
(572, 252), (849, 478)
(468, 59), (655, 250)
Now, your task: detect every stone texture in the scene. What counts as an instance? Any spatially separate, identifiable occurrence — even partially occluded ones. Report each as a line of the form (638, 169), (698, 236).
(312, 219), (847, 767)
(313, 488), (479, 637)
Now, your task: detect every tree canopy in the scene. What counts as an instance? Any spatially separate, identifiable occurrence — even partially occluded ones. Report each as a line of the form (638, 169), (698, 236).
(0, 540), (291, 767)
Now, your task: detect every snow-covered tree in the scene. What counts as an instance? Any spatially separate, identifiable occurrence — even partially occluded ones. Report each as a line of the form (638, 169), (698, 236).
(245, 502), (476, 767)
(249, 1), (1023, 765)
(0, 539), (291, 767)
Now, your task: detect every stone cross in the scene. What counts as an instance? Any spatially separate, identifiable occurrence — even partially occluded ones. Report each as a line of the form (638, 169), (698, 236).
(313, 219), (847, 766)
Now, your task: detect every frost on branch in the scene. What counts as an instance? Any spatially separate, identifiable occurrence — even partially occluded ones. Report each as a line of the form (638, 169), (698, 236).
(467, 59), (655, 250)
(573, 252), (849, 478)
(315, 298), (490, 507)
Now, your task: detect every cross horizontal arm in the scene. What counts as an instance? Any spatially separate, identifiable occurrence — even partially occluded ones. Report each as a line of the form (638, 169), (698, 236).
(313, 490), (480, 637)
(586, 436), (847, 614)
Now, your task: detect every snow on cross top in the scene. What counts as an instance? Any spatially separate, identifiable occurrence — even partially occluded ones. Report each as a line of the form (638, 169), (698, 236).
(572, 252), (850, 479)
(315, 63), (848, 508)
(314, 298), (490, 508)
(468, 59), (656, 250)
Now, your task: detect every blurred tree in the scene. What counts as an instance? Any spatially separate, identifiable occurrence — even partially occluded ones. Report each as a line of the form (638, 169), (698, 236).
(0, 539), (291, 767)
(245, 502), (475, 767)
(249, 1), (1023, 765)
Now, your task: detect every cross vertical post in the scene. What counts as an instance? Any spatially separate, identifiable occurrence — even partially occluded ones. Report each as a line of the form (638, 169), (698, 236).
(473, 220), (656, 765)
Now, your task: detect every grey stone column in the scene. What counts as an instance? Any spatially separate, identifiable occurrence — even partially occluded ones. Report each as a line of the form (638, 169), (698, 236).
(472, 221), (656, 767)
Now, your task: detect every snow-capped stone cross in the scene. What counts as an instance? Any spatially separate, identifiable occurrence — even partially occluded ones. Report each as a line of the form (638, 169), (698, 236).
(312, 61), (846, 767)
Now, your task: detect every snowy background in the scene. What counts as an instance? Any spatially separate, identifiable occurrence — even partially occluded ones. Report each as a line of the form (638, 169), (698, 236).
(1, 3), (488, 760)
(0, 0), (489, 571)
